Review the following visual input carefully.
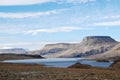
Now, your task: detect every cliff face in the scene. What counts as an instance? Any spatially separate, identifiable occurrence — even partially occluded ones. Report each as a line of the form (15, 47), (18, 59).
(29, 43), (77, 56)
(53, 36), (118, 58)
(29, 36), (118, 58)
(81, 36), (117, 45)
(90, 43), (120, 60)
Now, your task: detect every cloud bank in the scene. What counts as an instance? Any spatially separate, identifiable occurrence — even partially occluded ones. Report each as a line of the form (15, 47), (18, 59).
(25, 27), (93, 35)
(61, 0), (96, 4)
(0, 10), (61, 18)
(0, 0), (55, 6)
(0, 0), (96, 6)
(93, 20), (120, 26)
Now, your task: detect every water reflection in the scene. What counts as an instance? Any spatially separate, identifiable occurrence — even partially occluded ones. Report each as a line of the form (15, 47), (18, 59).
(2, 58), (113, 68)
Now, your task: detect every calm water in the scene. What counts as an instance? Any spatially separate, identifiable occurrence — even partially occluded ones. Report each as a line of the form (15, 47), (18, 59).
(2, 58), (113, 68)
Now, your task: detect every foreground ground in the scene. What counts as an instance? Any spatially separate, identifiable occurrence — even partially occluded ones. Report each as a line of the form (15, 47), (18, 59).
(0, 62), (120, 80)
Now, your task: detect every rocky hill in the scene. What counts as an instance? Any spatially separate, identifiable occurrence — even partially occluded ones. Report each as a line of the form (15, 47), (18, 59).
(89, 43), (120, 60)
(29, 36), (118, 58)
(29, 43), (77, 57)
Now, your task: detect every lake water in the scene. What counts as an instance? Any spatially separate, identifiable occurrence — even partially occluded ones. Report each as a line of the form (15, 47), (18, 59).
(2, 58), (113, 68)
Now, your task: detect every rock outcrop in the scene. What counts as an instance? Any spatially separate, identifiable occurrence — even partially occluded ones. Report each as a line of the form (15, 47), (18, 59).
(90, 43), (120, 60)
(57, 36), (117, 58)
(29, 36), (118, 58)
(81, 36), (116, 45)
(68, 62), (92, 69)
(29, 43), (77, 57)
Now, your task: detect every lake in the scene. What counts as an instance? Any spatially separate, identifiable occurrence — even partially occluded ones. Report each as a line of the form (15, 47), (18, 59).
(2, 58), (113, 68)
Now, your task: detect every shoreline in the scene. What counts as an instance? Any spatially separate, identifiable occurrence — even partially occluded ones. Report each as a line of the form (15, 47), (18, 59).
(0, 54), (120, 80)
(0, 62), (120, 80)
(0, 54), (43, 61)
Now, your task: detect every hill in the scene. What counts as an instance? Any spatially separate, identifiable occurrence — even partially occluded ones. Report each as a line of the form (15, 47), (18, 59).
(29, 36), (118, 58)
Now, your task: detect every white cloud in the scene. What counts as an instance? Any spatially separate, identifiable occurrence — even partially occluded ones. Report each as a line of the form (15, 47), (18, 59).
(103, 15), (120, 19)
(0, 25), (27, 34)
(0, 42), (41, 50)
(0, 0), (96, 6)
(0, 42), (35, 46)
(0, 42), (37, 50)
(0, 10), (61, 18)
(0, 25), (93, 35)
(25, 27), (93, 35)
(58, 0), (96, 4)
(65, 0), (96, 4)
(93, 20), (120, 26)
(0, 47), (14, 49)
(0, 0), (55, 6)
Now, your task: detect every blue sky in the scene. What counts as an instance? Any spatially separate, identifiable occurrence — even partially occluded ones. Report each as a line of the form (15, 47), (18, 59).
(0, 0), (120, 50)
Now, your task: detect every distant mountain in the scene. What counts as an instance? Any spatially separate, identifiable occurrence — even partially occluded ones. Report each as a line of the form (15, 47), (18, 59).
(0, 48), (27, 54)
(28, 43), (77, 57)
(29, 36), (118, 58)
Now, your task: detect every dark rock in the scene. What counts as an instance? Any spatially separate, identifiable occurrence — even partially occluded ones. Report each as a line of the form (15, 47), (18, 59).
(96, 60), (109, 62)
(68, 62), (92, 69)
(109, 59), (120, 69)
(0, 54), (43, 61)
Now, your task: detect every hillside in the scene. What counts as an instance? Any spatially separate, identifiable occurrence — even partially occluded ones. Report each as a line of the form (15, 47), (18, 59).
(89, 43), (120, 60)
(54, 36), (118, 58)
(0, 54), (43, 61)
(28, 43), (77, 57)
(29, 36), (118, 58)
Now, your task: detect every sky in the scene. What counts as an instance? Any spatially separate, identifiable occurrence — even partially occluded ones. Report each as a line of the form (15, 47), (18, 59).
(0, 0), (120, 50)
